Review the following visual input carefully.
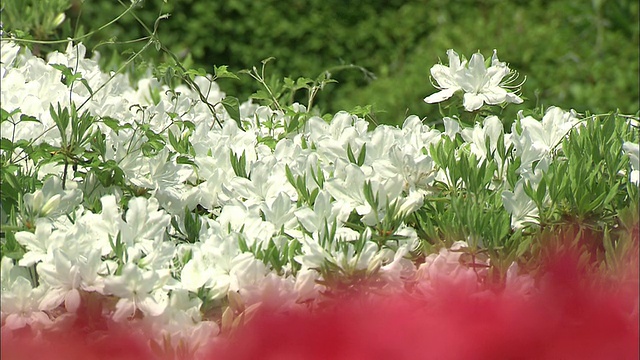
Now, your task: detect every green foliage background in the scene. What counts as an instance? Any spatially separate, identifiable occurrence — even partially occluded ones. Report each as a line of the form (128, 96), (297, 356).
(3, 0), (639, 125)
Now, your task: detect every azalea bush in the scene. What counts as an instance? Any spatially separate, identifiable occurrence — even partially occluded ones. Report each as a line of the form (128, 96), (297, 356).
(1, 6), (639, 358)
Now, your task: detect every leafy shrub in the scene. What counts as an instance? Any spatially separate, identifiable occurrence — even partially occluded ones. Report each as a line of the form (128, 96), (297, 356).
(4, 0), (637, 125)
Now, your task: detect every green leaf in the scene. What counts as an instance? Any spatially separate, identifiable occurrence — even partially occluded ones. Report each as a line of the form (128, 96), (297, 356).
(183, 207), (202, 243)
(261, 57), (276, 65)
(285, 113), (301, 133)
(185, 67), (208, 81)
(141, 140), (165, 156)
(1, 231), (25, 260)
(258, 136), (277, 150)
(346, 143), (357, 164)
(50, 103), (70, 145)
(79, 78), (94, 96)
(363, 181), (377, 208)
(285, 165), (296, 188)
(229, 150), (249, 178)
(1, 108), (20, 123)
(250, 89), (273, 103)
(0, 138), (13, 152)
(19, 114), (40, 123)
(535, 177), (547, 205)
(310, 165), (325, 188)
(222, 96), (242, 130)
(51, 64), (83, 86)
(357, 143), (367, 166)
(176, 155), (196, 166)
(168, 130), (179, 151)
(214, 65), (240, 80)
(496, 132), (506, 160)
(101, 117), (124, 133)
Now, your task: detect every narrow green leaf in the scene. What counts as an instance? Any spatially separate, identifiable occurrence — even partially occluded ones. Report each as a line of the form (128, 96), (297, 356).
(536, 177), (547, 205)
(346, 143), (357, 164)
(176, 155), (196, 166)
(285, 165), (296, 188)
(357, 143), (367, 166)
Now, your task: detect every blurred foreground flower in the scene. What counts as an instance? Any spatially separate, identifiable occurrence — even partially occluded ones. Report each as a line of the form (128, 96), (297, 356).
(206, 250), (638, 360)
(424, 49), (524, 111)
(2, 244), (637, 360)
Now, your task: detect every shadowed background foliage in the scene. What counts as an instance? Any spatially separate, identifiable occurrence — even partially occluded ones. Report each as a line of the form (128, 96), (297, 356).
(4, 0), (639, 125)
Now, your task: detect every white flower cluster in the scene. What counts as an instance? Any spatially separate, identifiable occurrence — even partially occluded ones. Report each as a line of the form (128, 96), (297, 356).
(0, 41), (637, 354)
(424, 49), (524, 111)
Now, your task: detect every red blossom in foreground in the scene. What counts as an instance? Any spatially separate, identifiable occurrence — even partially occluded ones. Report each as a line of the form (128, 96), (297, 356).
(1, 329), (154, 360)
(206, 251), (639, 360)
(2, 249), (638, 360)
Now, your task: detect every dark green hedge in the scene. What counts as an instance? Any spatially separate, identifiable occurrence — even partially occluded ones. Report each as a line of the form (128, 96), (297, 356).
(10, 0), (640, 125)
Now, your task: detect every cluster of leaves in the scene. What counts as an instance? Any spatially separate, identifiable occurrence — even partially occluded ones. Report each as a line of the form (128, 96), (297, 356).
(0, 0), (71, 42)
(521, 115), (640, 273)
(532, 114), (638, 228)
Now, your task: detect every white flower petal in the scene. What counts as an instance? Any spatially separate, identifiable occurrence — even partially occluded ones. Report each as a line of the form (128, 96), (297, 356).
(424, 87), (459, 104)
(463, 92), (484, 111)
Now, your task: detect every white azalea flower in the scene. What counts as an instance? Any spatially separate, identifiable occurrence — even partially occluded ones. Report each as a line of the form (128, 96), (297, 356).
(145, 289), (219, 359)
(372, 144), (436, 193)
(164, 288), (206, 326)
(334, 240), (379, 272)
(324, 163), (372, 217)
(15, 219), (63, 267)
(1, 258), (31, 291)
(260, 192), (298, 230)
(294, 233), (333, 270)
(379, 243), (417, 290)
(443, 117), (461, 139)
(504, 262), (535, 297)
(294, 190), (349, 234)
(119, 197), (171, 262)
(461, 115), (504, 162)
(423, 49), (467, 104)
(424, 49), (524, 111)
(1, 276), (51, 330)
(3, 38), (639, 353)
(294, 267), (322, 301)
(217, 201), (276, 248)
(502, 181), (540, 230)
(513, 106), (580, 174)
(179, 234), (242, 298)
(622, 142), (639, 185)
(239, 272), (297, 310)
(416, 241), (481, 295)
(231, 252), (269, 291)
(223, 157), (295, 208)
(22, 176), (82, 220)
(400, 116), (442, 151)
(36, 249), (83, 312)
(517, 107), (580, 154)
(1, 40), (20, 71)
(305, 112), (369, 163)
(70, 195), (123, 257)
(104, 263), (168, 321)
(179, 246), (219, 294)
(367, 125), (401, 162)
